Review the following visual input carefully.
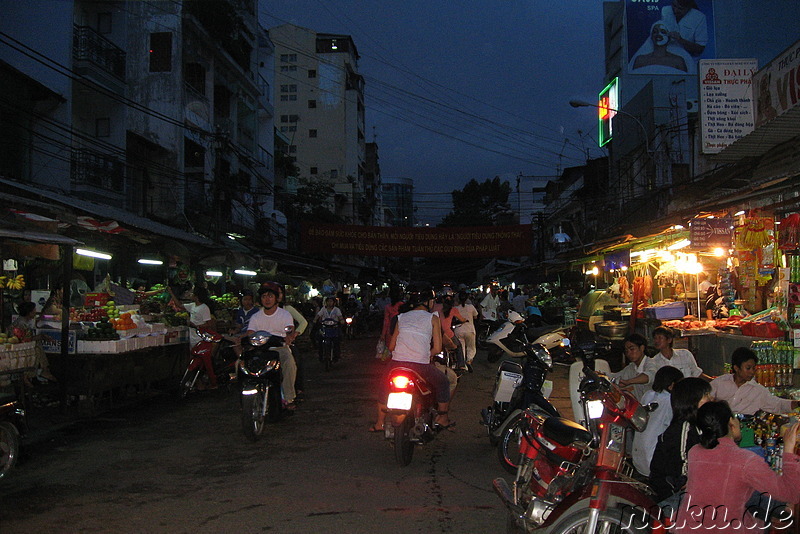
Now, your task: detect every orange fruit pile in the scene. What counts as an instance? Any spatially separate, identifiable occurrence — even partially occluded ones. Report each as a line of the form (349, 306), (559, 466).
(111, 313), (137, 331)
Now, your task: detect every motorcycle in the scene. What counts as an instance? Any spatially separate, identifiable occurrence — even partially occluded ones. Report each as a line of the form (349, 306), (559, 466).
(178, 328), (239, 398)
(493, 355), (664, 534)
(0, 399), (26, 480)
(344, 315), (356, 339)
(481, 329), (561, 474)
(486, 312), (571, 364)
(477, 316), (505, 350)
(319, 318), (341, 371)
(383, 366), (444, 466)
(239, 329), (289, 442)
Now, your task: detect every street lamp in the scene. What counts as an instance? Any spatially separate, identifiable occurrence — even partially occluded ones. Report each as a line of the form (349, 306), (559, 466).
(569, 100), (653, 156)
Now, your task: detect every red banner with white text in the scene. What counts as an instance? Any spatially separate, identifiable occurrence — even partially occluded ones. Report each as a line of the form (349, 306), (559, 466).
(301, 223), (533, 258)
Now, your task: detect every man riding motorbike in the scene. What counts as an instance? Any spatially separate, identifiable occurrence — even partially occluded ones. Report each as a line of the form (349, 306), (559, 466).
(369, 281), (454, 432)
(245, 282), (299, 409)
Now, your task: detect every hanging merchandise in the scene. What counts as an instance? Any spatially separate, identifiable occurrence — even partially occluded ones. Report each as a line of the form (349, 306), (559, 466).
(736, 215), (773, 250)
(778, 213), (800, 250)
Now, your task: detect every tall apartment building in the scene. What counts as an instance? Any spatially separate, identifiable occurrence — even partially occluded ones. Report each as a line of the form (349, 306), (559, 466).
(268, 24), (367, 224)
(382, 177), (413, 227)
(0, 0), (276, 243)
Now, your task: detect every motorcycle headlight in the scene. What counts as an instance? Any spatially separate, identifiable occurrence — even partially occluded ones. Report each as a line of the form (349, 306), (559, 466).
(630, 404), (649, 432)
(345, 317), (353, 324)
(249, 332), (270, 346)
(532, 344), (552, 369)
(587, 399), (605, 419)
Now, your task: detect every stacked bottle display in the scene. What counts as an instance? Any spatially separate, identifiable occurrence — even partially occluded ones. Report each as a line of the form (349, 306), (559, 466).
(741, 411), (792, 474)
(717, 267), (736, 310)
(790, 254), (800, 283)
(750, 340), (795, 389)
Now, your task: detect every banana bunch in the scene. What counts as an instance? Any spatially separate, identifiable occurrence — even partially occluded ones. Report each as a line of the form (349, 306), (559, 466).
(0, 275), (25, 290)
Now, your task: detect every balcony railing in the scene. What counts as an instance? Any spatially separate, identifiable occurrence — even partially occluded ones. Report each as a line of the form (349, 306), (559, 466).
(73, 25), (126, 81)
(71, 148), (124, 191)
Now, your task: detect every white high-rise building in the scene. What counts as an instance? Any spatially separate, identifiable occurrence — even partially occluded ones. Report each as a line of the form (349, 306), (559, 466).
(269, 24), (367, 224)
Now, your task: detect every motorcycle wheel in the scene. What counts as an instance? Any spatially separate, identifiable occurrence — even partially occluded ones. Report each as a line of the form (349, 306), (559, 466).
(0, 422), (20, 480)
(393, 414), (414, 466)
(548, 509), (644, 534)
(487, 345), (503, 363)
(241, 391), (266, 442)
(178, 368), (200, 399)
(497, 413), (524, 474)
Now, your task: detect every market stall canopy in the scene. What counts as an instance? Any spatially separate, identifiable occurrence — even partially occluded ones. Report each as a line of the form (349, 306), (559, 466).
(0, 177), (214, 247)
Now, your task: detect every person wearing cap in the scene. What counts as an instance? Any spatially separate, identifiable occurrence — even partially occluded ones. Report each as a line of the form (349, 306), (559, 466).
(246, 282), (299, 409)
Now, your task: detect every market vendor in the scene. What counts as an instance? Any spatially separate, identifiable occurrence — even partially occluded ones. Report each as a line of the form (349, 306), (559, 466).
(711, 347), (799, 415)
(12, 301), (57, 385)
(609, 333), (658, 401)
(652, 326), (713, 381)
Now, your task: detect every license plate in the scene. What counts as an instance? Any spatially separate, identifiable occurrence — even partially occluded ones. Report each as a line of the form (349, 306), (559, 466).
(494, 371), (522, 403)
(387, 392), (412, 410)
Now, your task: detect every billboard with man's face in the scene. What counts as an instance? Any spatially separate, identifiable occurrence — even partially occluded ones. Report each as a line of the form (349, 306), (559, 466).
(626, 0), (715, 75)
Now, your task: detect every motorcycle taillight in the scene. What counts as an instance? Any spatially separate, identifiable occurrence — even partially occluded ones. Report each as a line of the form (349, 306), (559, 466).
(390, 375), (413, 390)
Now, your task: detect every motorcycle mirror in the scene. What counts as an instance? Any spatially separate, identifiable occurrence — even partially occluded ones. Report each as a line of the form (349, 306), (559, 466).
(644, 402), (659, 412)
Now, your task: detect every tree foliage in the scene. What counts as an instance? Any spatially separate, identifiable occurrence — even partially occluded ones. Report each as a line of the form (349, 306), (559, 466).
(285, 178), (339, 224)
(439, 177), (512, 227)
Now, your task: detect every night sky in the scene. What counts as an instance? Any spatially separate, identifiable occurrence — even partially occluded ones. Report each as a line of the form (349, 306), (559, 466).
(261, 1), (607, 224)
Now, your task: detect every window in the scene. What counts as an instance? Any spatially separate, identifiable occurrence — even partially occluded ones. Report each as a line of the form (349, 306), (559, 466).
(185, 63), (205, 94)
(149, 32), (172, 72)
(280, 54), (297, 62)
(289, 95), (297, 101)
(280, 65), (297, 73)
(308, 100), (316, 109)
(97, 12), (112, 34)
(280, 84), (297, 93)
(330, 169), (338, 180)
(287, 125), (296, 132)
(310, 167), (318, 175)
(280, 95), (288, 101)
(308, 69), (317, 78)
(309, 129), (317, 138)
(95, 118), (110, 137)
(279, 115), (299, 123)
(280, 126), (288, 132)
(280, 84), (288, 92)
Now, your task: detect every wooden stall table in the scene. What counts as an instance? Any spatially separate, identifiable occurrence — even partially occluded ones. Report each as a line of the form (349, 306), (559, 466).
(43, 328), (189, 415)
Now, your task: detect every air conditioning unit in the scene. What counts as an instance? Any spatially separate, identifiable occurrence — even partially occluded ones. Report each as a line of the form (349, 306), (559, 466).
(686, 99), (699, 114)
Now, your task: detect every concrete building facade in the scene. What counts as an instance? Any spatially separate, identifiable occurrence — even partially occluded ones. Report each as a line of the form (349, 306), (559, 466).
(268, 24), (367, 224)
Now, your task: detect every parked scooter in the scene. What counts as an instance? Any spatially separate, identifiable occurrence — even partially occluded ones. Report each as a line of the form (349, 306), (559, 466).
(493, 354), (663, 534)
(239, 329), (290, 442)
(383, 366), (446, 466)
(178, 328), (238, 398)
(0, 399), (26, 480)
(481, 324), (561, 473)
(486, 311), (571, 364)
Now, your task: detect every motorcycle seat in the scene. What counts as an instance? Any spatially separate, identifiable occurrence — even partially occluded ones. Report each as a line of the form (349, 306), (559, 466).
(390, 367), (432, 396)
(542, 416), (592, 447)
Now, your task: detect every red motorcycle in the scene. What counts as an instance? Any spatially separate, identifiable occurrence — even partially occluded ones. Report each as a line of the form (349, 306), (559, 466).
(178, 328), (238, 398)
(494, 360), (667, 534)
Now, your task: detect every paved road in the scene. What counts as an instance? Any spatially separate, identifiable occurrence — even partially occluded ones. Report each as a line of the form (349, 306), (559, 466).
(0, 334), (574, 533)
